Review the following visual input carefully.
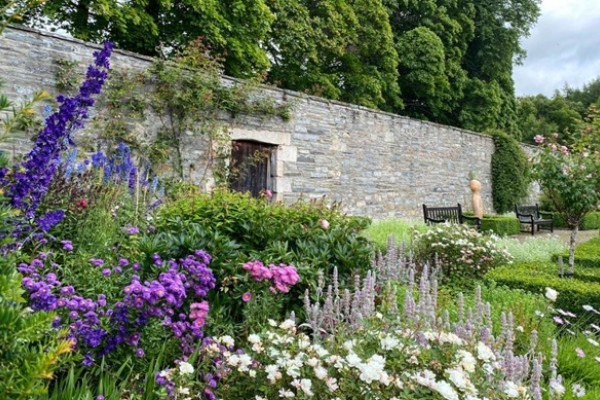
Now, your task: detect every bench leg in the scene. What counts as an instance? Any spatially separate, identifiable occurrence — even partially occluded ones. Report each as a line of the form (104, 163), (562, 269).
(531, 223), (535, 235)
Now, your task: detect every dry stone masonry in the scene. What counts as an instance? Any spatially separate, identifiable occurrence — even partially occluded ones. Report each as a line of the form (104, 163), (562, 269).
(0, 25), (537, 218)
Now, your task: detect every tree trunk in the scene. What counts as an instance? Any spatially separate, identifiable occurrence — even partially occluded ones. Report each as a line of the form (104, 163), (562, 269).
(568, 226), (578, 274)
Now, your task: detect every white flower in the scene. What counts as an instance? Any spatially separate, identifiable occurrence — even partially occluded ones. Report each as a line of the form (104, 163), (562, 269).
(545, 287), (558, 302)
(535, 310), (545, 318)
(299, 379), (314, 396)
(446, 368), (468, 391)
(314, 366), (328, 380)
(220, 335), (235, 348)
(432, 380), (459, 400)
(587, 338), (599, 347)
(178, 362), (194, 375)
(380, 335), (400, 350)
(280, 319), (296, 331)
(346, 353), (362, 367)
(503, 381), (519, 398)
(278, 388), (294, 398)
(248, 334), (261, 344)
(550, 379), (566, 396)
(572, 383), (586, 398)
(476, 342), (496, 362)
(265, 364), (281, 383)
(255, 396), (266, 400)
(325, 377), (339, 392)
(178, 387), (190, 395)
(456, 350), (476, 373)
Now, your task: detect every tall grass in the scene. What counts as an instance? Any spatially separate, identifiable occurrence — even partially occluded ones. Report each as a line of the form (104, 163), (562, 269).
(497, 235), (567, 263)
(361, 218), (427, 251)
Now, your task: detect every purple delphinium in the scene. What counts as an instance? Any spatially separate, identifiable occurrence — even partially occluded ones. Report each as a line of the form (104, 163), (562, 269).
(3, 42), (113, 219)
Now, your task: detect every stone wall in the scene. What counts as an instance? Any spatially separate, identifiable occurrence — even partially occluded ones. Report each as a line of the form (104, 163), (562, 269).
(0, 25), (538, 219)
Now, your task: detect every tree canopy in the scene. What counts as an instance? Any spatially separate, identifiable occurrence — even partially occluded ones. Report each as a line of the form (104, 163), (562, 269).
(9, 0), (543, 134)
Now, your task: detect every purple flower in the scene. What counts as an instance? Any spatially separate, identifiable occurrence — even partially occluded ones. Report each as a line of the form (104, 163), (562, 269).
(102, 268), (112, 277)
(135, 347), (144, 357)
(118, 258), (129, 266)
(89, 258), (104, 266)
(242, 292), (252, 302)
(96, 396), (105, 400)
(2, 42), (112, 220)
(126, 226), (140, 235)
(61, 240), (74, 251)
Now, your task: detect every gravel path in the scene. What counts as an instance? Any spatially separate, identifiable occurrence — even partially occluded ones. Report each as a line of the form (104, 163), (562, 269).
(510, 228), (598, 245)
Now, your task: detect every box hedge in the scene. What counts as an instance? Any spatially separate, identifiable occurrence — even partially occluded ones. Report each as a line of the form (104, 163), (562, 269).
(553, 236), (600, 268)
(486, 261), (600, 318)
(480, 215), (521, 236)
(552, 211), (600, 230)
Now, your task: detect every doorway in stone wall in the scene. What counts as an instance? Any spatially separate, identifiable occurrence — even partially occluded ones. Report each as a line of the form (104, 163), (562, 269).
(229, 140), (274, 197)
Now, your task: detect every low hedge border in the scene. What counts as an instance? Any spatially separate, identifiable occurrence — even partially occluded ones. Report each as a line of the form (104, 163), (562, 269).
(552, 211), (600, 230)
(552, 236), (600, 268)
(462, 213), (521, 236)
(486, 261), (600, 318)
(480, 216), (521, 236)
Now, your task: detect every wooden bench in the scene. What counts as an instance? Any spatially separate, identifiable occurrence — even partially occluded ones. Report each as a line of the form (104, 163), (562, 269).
(514, 204), (554, 235)
(422, 203), (481, 230)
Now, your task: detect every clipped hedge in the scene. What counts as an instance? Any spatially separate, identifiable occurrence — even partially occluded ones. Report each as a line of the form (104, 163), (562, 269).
(552, 211), (600, 230)
(480, 215), (521, 236)
(490, 130), (530, 214)
(553, 236), (600, 268)
(486, 261), (600, 317)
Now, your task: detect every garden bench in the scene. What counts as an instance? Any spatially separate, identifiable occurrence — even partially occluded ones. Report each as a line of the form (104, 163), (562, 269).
(422, 203), (481, 230)
(514, 203), (554, 235)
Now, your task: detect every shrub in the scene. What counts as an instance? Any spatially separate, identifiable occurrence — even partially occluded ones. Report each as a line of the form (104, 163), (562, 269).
(553, 237), (600, 268)
(490, 130), (530, 214)
(0, 250), (73, 399)
(480, 215), (521, 236)
(486, 261), (600, 318)
(552, 211), (600, 230)
(414, 223), (513, 283)
(496, 235), (567, 263)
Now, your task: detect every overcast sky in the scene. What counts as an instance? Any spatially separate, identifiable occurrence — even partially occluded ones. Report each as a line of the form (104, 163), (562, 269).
(513, 0), (600, 97)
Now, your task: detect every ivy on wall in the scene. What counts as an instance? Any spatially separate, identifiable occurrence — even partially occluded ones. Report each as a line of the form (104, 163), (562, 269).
(490, 130), (530, 214)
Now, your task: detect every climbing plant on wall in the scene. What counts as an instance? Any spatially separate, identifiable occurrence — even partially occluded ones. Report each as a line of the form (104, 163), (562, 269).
(87, 38), (292, 184)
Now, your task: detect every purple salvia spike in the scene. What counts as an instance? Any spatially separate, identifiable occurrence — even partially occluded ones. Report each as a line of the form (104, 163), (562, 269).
(531, 354), (543, 400)
(458, 292), (465, 323)
(475, 285), (483, 326)
(550, 339), (558, 380)
(342, 289), (351, 320)
(333, 266), (339, 297)
(528, 330), (538, 357)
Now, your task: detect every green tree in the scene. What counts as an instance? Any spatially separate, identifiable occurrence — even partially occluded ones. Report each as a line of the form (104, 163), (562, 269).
(19, 0), (274, 78)
(490, 130), (530, 214)
(395, 26), (450, 119)
(531, 124), (600, 274)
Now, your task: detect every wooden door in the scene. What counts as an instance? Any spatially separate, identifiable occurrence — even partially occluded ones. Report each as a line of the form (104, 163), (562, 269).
(229, 140), (273, 197)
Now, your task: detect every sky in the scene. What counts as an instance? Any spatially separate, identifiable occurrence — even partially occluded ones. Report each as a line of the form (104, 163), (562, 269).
(513, 0), (600, 97)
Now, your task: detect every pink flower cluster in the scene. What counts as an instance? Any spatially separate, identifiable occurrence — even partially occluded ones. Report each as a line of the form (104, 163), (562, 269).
(242, 260), (300, 293)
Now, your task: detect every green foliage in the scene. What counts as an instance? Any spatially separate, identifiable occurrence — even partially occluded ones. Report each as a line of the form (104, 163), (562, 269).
(496, 235), (566, 264)
(0, 249), (73, 399)
(360, 218), (426, 252)
(23, 0), (274, 78)
(553, 237), (600, 269)
(490, 130), (530, 214)
(92, 40), (291, 181)
(552, 211), (600, 230)
(0, 84), (49, 144)
(152, 190), (373, 335)
(53, 59), (81, 94)
(480, 215), (521, 236)
(414, 224), (513, 283)
(437, 283), (555, 355)
(486, 261), (600, 319)
(558, 334), (600, 389)
(395, 26), (450, 120)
